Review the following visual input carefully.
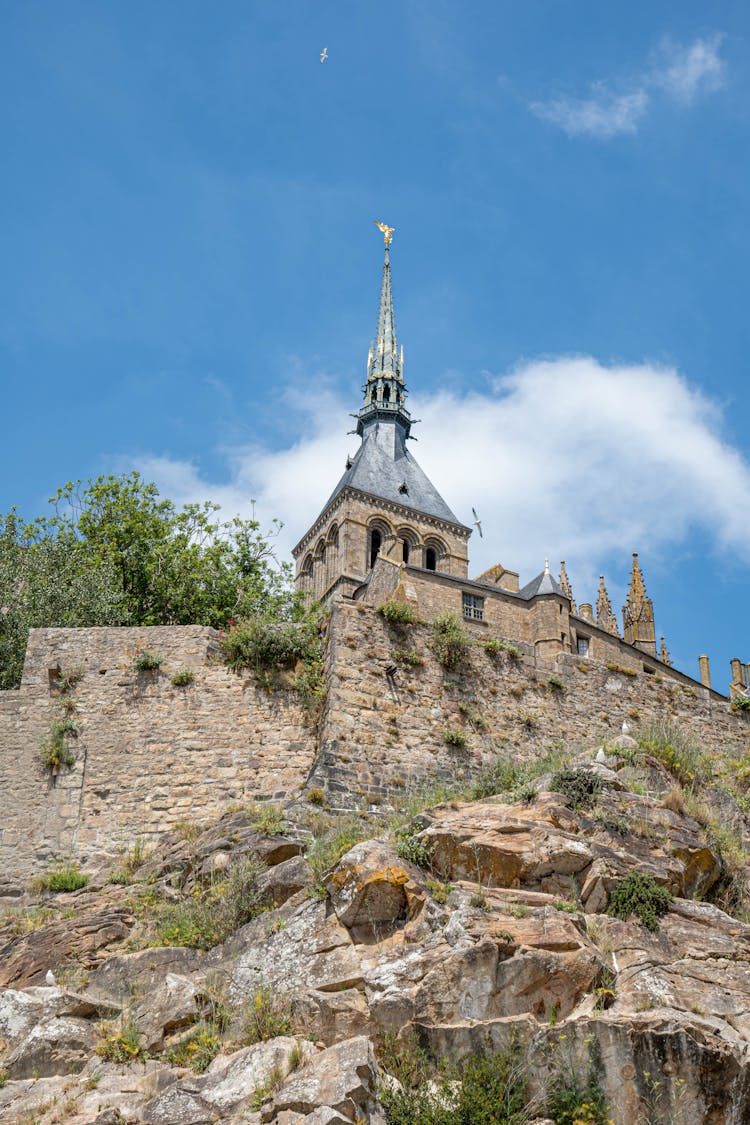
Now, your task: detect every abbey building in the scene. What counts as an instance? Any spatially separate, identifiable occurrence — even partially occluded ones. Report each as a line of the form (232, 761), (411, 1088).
(293, 233), (747, 695)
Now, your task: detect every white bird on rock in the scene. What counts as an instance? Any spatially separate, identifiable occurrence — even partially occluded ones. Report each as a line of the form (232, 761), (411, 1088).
(45, 969), (56, 986)
(622, 720), (630, 735)
(320, 47), (328, 63)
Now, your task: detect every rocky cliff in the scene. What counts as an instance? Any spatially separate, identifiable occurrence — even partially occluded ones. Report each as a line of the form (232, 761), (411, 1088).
(2, 728), (750, 1124)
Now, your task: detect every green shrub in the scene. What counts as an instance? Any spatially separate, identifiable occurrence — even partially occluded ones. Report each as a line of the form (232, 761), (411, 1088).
(395, 827), (434, 868)
(97, 1016), (145, 1064)
(431, 613), (468, 671)
(34, 864), (89, 894)
(222, 614), (322, 675)
(550, 768), (601, 811)
(133, 650), (163, 672)
(394, 647), (423, 667)
(378, 1031), (529, 1125)
(252, 803), (285, 835)
(306, 815), (371, 890)
(171, 668), (195, 687)
(444, 726), (468, 748)
(547, 1070), (610, 1125)
(425, 878), (452, 904)
(607, 870), (672, 931)
(153, 857), (264, 949)
(166, 1025), (220, 1073)
(239, 985), (296, 1044)
(548, 674), (564, 692)
(732, 695), (750, 713)
(108, 840), (148, 885)
(377, 600), (417, 625)
(306, 786), (327, 807)
(636, 719), (707, 786)
(471, 755), (522, 799)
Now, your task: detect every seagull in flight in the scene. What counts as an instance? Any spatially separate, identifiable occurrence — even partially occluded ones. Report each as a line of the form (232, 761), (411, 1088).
(320, 47), (328, 63)
(472, 507), (483, 538)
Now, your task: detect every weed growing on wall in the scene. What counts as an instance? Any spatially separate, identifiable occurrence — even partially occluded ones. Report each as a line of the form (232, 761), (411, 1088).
(39, 717), (78, 772)
(443, 726), (468, 748)
(377, 599), (417, 625)
(431, 613), (468, 671)
(133, 650), (163, 672)
(170, 668), (195, 686)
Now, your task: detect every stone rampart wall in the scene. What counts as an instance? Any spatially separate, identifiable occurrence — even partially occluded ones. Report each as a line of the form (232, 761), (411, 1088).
(0, 627), (316, 885)
(1, 610), (747, 885)
(316, 602), (748, 805)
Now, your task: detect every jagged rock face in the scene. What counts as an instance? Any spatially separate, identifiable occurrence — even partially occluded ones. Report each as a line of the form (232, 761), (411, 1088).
(2, 762), (750, 1124)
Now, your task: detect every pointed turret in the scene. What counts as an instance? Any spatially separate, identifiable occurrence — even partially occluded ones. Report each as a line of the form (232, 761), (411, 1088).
(357, 237), (411, 438)
(596, 576), (619, 636)
(659, 635), (672, 666)
(559, 561), (576, 614)
(622, 552), (656, 656)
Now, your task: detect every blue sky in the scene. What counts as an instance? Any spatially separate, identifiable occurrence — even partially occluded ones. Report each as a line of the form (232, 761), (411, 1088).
(2, 1), (749, 690)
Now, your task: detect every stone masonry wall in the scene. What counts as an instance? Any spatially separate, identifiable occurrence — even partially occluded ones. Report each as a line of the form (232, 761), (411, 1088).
(0, 626), (316, 885)
(1, 609), (747, 885)
(315, 601), (749, 805)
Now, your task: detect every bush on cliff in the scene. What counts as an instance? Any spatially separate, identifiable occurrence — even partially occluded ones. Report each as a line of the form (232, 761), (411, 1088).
(152, 855), (264, 949)
(0, 472), (297, 689)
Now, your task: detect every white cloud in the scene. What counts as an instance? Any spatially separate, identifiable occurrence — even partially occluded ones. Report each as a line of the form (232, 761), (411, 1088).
(532, 33), (725, 138)
(653, 34), (726, 103)
(133, 356), (750, 601)
(530, 87), (648, 139)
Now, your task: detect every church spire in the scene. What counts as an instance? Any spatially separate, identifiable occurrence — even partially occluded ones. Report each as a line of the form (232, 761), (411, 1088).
(596, 576), (619, 636)
(357, 224), (411, 438)
(622, 552), (657, 655)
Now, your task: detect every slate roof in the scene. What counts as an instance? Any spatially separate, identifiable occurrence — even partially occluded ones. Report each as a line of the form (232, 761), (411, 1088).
(519, 567), (564, 600)
(324, 419), (463, 527)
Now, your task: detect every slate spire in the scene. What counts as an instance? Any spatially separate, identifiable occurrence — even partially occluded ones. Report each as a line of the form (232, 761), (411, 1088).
(358, 234), (411, 438)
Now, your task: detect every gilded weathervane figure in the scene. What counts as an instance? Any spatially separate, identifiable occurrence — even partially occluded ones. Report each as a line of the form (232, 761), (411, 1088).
(374, 219), (395, 245)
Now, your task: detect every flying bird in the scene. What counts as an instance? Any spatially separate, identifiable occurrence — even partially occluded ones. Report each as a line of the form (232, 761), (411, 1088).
(320, 47), (328, 63)
(472, 507), (483, 538)
(45, 969), (56, 986)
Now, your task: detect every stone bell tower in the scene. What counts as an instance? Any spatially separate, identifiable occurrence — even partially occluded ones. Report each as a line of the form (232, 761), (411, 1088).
(293, 226), (470, 602)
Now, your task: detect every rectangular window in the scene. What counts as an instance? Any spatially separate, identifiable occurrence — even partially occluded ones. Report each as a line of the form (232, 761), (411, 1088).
(577, 636), (590, 657)
(462, 593), (484, 621)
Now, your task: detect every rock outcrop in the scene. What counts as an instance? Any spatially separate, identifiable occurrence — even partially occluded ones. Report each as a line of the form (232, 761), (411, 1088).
(2, 748), (750, 1123)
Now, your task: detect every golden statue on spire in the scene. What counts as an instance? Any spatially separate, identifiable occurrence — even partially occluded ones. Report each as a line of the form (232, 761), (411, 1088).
(374, 219), (394, 245)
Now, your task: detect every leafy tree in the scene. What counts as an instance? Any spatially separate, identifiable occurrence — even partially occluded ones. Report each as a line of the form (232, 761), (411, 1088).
(0, 472), (298, 689)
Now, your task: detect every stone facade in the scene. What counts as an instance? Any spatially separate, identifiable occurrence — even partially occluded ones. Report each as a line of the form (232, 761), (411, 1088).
(293, 487), (470, 603)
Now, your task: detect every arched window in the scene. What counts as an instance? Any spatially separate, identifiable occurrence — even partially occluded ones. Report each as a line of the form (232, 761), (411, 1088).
(424, 537), (446, 572)
(383, 384), (391, 402)
(402, 538), (410, 563)
(369, 528), (382, 569)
